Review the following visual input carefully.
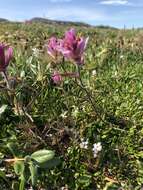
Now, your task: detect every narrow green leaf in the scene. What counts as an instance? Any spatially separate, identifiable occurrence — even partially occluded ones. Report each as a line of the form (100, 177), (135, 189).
(7, 142), (18, 156)
(12, 181), (19, 190)
(19, 174), (25, 190)
(0, 105), (7, 115)
(29, 162), (38, 186)
(0, 170), (8, 182)
(14, 161), (25, 175)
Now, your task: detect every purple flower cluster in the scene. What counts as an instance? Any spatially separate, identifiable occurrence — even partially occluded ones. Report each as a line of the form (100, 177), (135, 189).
(0, 28), (88, 85)
(46, 28), (88, 84)
(60, 28), (88, 65)
(46, 28), (88, 65)
(0, 44), (13, 72)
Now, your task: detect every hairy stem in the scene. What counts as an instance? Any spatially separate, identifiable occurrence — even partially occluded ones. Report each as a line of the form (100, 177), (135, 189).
(1, 71), (10, 89)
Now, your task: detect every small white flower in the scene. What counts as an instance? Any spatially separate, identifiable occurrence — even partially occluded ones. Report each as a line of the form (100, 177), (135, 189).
(93, 152), (97, 158)
(32, 48), (40, 57)
(95, 142), (102, 151)
(80, 139), (88, 149)
(60, 111), (68, 118)
(92, 142), (102, 158)
(72, 106), (79, 117)
(92, 70), (97, 77)
(46, 133), (52, 137)
(114, 71), (118, 76)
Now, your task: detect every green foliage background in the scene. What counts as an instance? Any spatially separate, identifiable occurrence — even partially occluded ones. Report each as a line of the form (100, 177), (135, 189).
(0, 22), (143, 189)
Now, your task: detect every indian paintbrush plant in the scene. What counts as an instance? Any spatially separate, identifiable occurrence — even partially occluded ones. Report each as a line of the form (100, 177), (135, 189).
(46, 28), (104, 122)
(0, 28), (106, 189)
(0, 42), (60, 190)
(0, 22), (142, 189)
(0, 43), (13, 88)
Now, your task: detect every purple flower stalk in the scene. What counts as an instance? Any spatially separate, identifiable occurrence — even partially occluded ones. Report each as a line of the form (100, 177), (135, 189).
(51, 71), (79, 85)
(60, 28), (88, 65)
(62, 72), (79, 78)
(46, 37), (62, 60)
(46, 29), (88, 65)
(0, 44), (13, 72)
(52, 71), (62, 84)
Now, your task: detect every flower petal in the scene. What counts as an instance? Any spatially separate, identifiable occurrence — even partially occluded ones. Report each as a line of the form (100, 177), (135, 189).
(5, 47), (13, 67)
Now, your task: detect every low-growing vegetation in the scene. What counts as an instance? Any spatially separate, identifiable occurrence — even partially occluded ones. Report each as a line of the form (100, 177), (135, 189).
(0, 21), (143, 190)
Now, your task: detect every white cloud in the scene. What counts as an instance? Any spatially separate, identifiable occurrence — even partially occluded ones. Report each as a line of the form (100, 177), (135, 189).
(44, 6), (108, 22)
(49, 0), (72, 3)
(100, 0), (129, 5)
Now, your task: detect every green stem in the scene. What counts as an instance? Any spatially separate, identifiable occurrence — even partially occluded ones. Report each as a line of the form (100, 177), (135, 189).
(1, 71), (10, 89)
(76, 66), (106, 123)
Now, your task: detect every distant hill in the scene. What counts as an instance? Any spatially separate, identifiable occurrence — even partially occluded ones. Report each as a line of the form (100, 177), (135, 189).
(95, 25), (118, 30)
(30, 17), (91, 27)
(0, 18), (9, 22)
(30, 18), (118, 30)
(0, 17), (118, 30)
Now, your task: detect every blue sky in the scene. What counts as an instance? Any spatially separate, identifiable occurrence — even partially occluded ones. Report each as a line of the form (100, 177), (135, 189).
(0, 0), (143, 28)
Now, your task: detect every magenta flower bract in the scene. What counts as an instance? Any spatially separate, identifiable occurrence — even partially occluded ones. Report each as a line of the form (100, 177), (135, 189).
(0, 44), (13, 72)
(46, 37), (62, 59)
(62, 72), (79, 78)
(60, 28), (88, 65)
(52, 71), (62, 84)
(51, 71), (79, 85)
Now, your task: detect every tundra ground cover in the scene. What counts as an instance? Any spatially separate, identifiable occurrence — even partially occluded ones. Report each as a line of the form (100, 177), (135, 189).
(0, 22), (143, 189)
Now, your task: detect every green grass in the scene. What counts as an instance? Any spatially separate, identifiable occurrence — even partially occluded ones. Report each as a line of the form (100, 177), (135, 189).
(0, 22), (143, 190)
